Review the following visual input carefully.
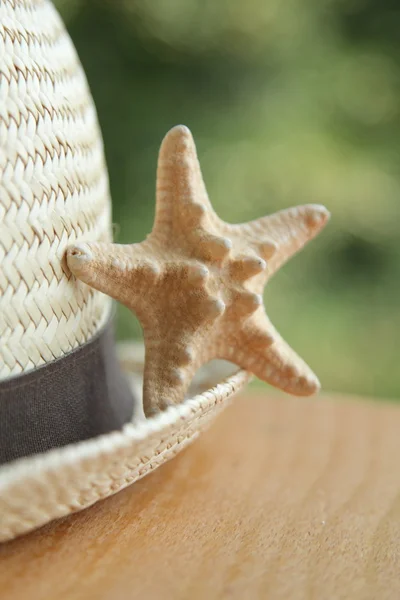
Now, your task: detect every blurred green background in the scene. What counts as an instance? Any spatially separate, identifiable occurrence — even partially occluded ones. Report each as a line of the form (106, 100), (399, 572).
(57, 0), (400, 400)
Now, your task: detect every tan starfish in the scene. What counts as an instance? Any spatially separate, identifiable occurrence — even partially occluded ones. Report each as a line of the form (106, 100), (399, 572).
(66, 125), (330, 417)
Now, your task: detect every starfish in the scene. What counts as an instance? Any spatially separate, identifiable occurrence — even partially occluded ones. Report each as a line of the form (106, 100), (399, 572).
(66, 125), (330, 417)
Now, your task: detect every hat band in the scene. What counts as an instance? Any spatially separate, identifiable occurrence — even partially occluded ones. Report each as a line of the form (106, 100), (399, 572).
(0, 321), (134, 465)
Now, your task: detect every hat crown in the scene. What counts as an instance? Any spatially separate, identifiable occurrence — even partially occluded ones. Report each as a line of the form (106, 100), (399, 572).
(0, 0), (112, 380)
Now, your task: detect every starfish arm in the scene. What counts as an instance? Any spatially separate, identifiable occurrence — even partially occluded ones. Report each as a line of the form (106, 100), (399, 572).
(142, 332), (204, 417)
(66, 240), (159, 318)
(219, 317), (320, 396)
(153, 125), (217, 240)
(237, 204), (330, 276)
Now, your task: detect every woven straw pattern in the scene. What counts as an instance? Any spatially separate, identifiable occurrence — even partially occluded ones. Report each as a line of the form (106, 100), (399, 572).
(0, 358), (251, 542)
(0, 0), (112, 380)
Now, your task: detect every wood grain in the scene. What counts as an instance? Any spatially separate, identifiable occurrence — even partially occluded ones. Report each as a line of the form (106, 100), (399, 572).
(1, 391), (400, 600)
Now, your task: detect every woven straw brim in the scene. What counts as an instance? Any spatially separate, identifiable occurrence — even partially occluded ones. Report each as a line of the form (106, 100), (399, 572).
(0, 346), (251, 543)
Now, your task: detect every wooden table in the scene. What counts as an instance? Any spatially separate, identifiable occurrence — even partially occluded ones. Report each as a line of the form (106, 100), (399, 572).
(0, 391), (399, 600)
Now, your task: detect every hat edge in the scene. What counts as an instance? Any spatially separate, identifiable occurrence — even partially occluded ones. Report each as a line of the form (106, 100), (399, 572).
(0, 359), (251, 543)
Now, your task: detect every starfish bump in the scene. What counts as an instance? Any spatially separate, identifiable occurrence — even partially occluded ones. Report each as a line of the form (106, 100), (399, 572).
(66, 125), (330, 417)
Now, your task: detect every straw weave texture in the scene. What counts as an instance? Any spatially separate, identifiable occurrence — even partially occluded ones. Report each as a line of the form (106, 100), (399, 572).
(0, 0), (112, 380)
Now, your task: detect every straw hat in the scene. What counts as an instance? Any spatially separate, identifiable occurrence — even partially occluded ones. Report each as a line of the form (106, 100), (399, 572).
(0, 0), (251, 542)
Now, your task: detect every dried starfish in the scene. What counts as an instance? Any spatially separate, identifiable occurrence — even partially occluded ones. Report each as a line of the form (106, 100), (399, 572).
(67, 125), (330, 417)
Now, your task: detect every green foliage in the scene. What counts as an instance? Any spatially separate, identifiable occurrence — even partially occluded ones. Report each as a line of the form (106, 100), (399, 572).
(56, 0), (400, 399)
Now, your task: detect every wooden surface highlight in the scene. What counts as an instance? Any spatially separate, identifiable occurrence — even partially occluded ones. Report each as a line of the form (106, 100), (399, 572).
(1, 391), (400, 600)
